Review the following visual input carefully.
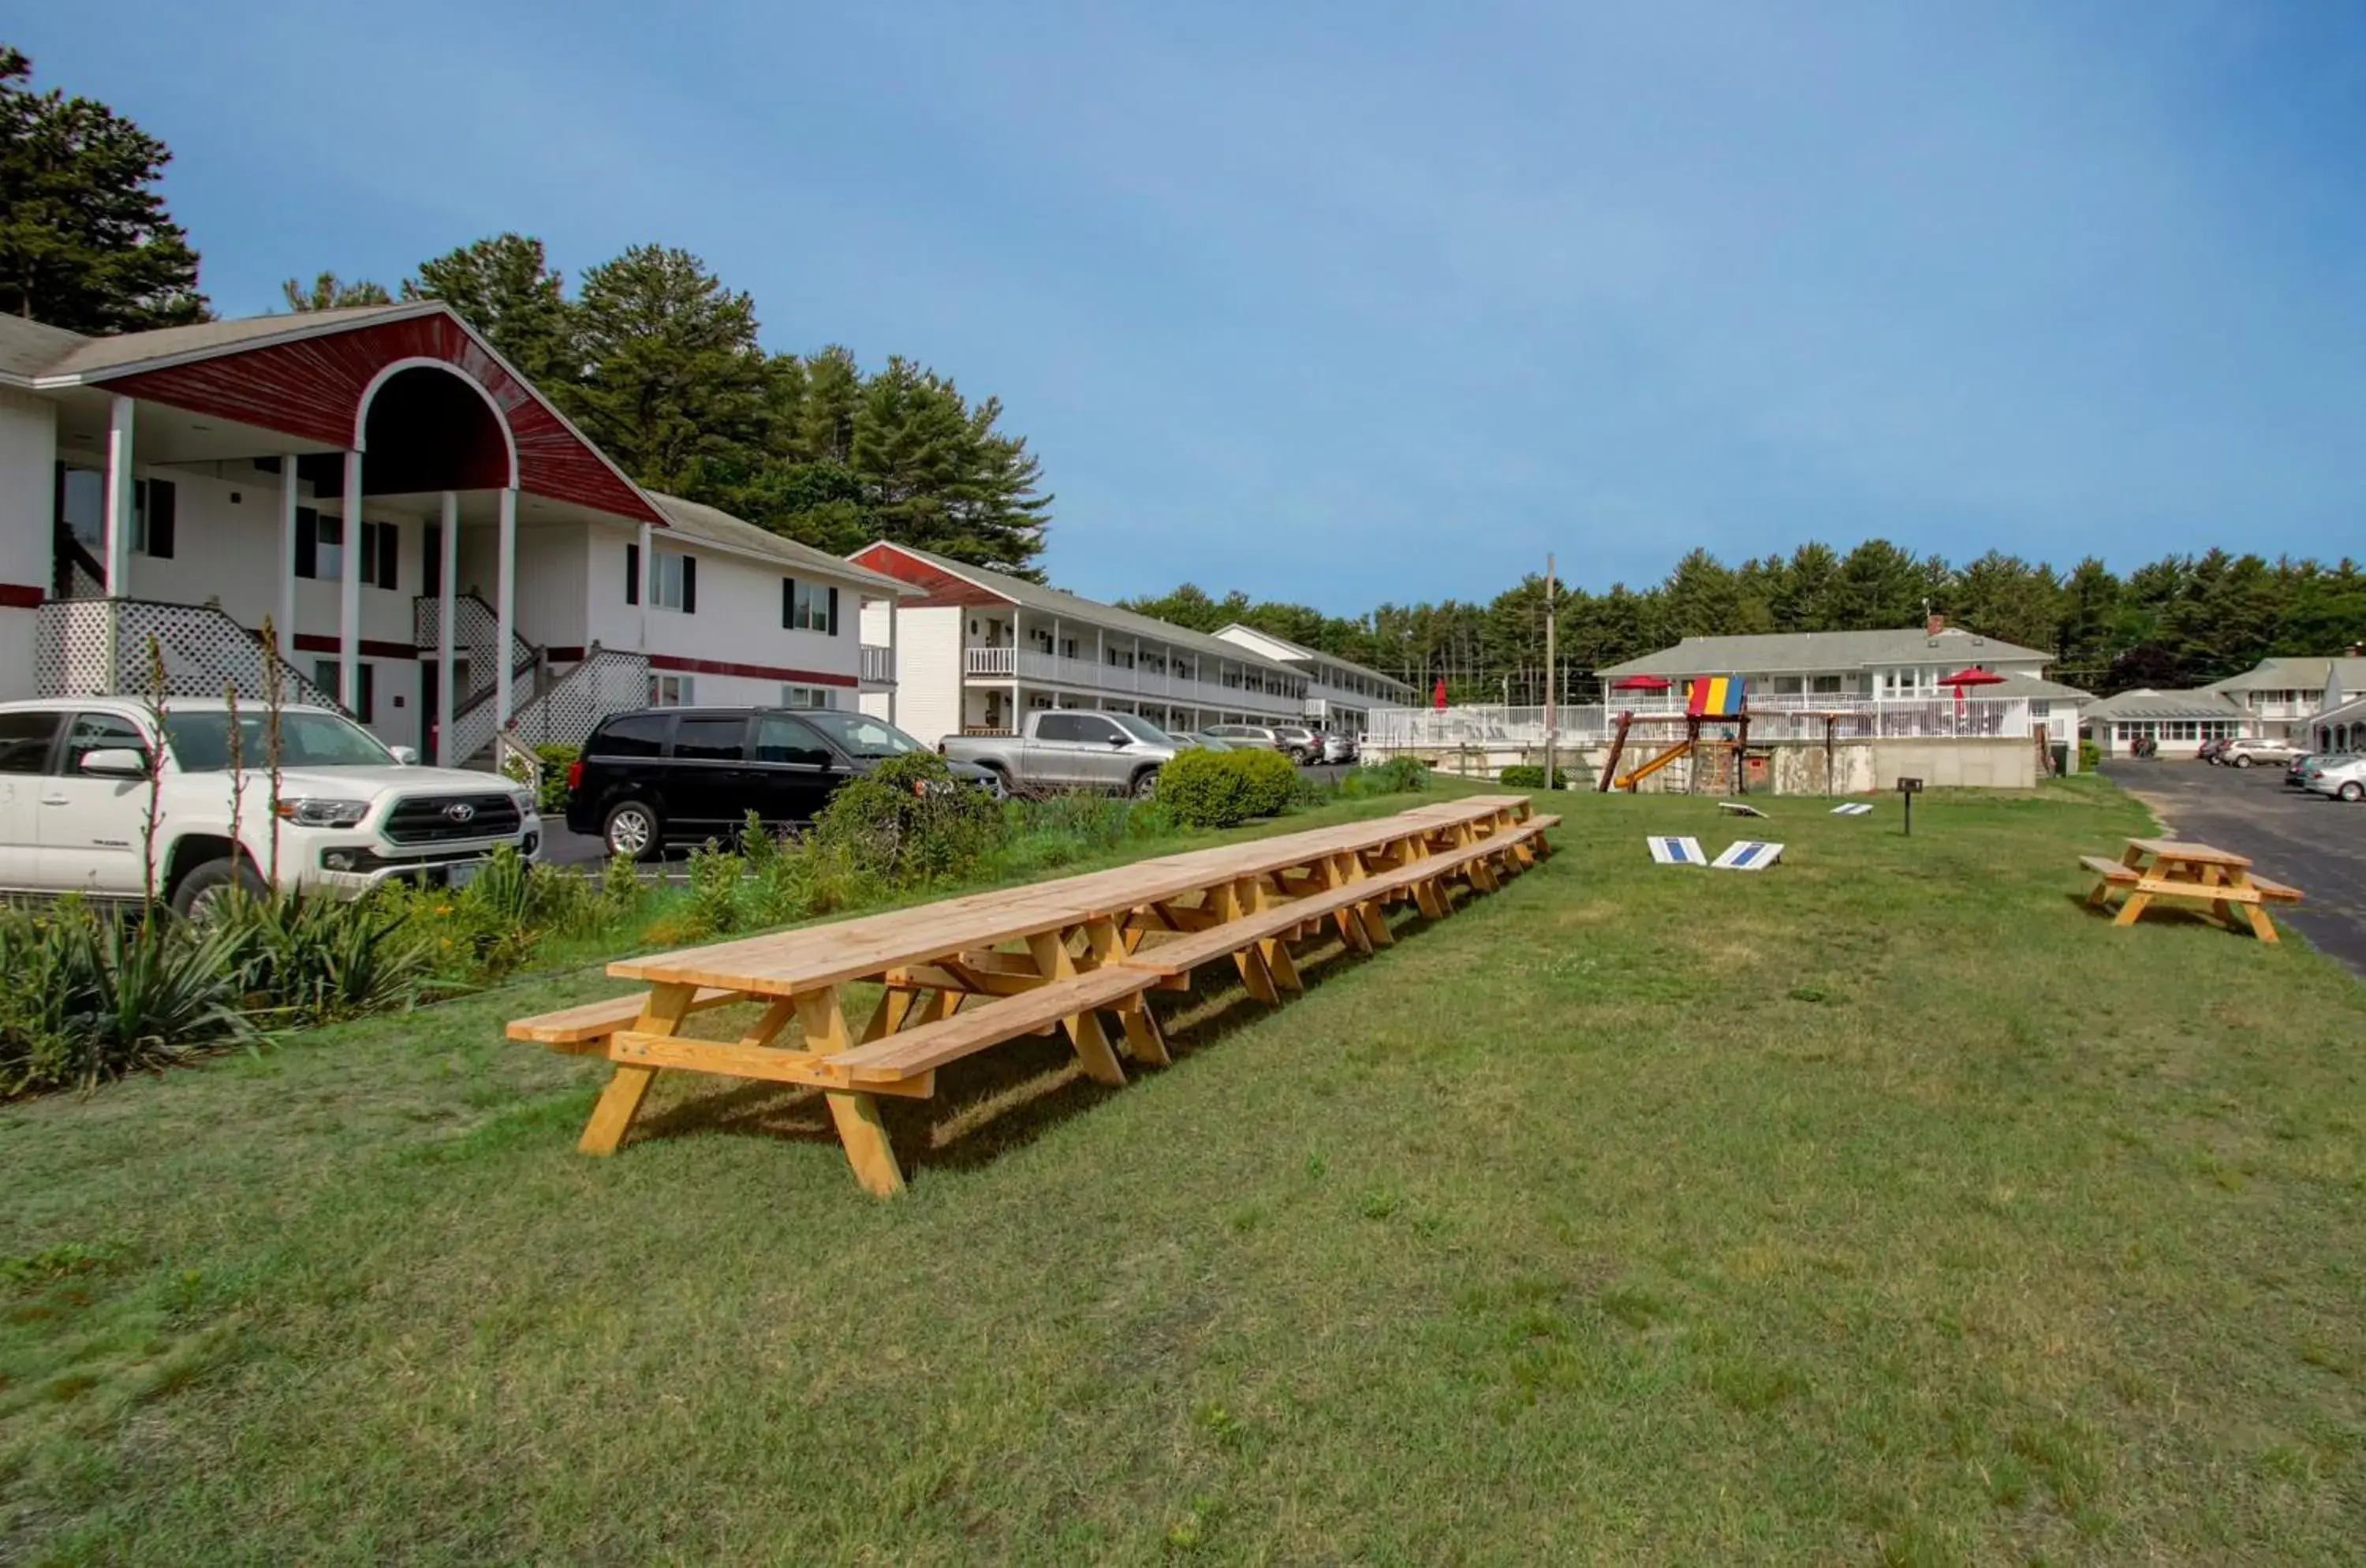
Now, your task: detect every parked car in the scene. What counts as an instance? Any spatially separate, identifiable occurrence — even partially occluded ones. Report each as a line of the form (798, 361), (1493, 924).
(0, 696), (539, 917)
(2197, 737), (2231, 763)
(2220, 736), (2301, 767)
(1320, 732), (1358, 764)
(1184, 732), (1237, 752)
(1202, 722), (1319, 763)
(2286, 753), (2327, 788)
(939, 709), (1184, 800)
(569, 707), (998, 859)
(2305, 756), (2366, 803)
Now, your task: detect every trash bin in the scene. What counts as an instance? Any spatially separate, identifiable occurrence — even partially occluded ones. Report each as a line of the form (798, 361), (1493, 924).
(2051, 743), (2070, 776)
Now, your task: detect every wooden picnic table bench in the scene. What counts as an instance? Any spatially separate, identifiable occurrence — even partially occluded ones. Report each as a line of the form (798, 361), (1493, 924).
(508, 797), (1554, 1195)
(2084, 837), (2303, 943)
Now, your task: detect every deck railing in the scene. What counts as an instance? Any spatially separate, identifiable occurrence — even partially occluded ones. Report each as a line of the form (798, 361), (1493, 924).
(1364, 696), (2035, 750)
(860, 644), (896, 684)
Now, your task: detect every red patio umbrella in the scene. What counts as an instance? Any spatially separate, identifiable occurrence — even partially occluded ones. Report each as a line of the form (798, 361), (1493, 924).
(1940, 666), (2006, 719)
(1432, 677), (1449, 710)
(1610, 674), (1672, 692)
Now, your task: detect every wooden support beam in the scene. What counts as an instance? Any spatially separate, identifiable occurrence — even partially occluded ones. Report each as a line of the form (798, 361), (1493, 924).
(578, 981), (696, 1155)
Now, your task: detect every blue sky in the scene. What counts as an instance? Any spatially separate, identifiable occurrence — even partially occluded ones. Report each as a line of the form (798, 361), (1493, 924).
(21, 2), (2366, 613)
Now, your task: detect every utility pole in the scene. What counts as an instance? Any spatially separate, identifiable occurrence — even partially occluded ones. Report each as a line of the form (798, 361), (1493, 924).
(1542, 553), (1558, 790)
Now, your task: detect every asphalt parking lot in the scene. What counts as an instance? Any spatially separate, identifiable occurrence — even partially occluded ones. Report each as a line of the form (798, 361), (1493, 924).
(2101, 759), (2366, 979)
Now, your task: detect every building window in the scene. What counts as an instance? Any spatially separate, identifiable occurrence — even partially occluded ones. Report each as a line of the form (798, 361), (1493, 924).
(314, 659), (374, 723)
(649, 673), (695, 706)
(129, 478), (177, 558)
(651, 551), (696, 613)
(2029, 700), (2051, 719)
(782, 578), (838, 633)
(361, 519), (397, 589)
(1059, 637), (1078, 659)
(782, 684), (835, 710)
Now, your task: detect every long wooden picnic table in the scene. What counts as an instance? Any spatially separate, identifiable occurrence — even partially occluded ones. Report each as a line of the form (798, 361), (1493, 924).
(510, 794), (1550, 1194)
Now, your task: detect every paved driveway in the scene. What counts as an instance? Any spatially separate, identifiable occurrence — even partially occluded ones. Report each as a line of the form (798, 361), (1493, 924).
(2101, 760), (2366, 979)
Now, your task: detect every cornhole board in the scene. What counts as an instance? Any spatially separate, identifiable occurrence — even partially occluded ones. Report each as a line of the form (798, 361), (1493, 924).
(1648, 836), (1707, 866)
(1711, 840), (1784, 872)
(1718, 801), (1767, 818)
(1830, 802), (1874, 816)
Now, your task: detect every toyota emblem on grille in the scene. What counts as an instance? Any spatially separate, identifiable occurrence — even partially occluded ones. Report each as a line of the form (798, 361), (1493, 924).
(442, 801), (478, 823)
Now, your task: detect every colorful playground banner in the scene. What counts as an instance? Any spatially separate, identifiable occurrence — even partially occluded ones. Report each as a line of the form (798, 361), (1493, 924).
(1686, 675), (1745, 718)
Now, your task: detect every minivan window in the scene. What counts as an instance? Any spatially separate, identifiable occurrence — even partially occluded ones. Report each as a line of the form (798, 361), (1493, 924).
(798, 711), (924, 758)
(592, 714), (670, 757)
(0, 711), (61, 774)
(672, 717), (747, 761)
(754, 715), (831, 768)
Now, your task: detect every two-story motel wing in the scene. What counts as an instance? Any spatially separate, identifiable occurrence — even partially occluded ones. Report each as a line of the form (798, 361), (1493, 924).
(850, 543), (1315, 743)
(1208, 623), (1416, 736)
(2, 303), (906, 765)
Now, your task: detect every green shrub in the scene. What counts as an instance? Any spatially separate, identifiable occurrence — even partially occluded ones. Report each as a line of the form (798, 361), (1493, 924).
(0, 901), (258, 1097)
(1499, 764), (1569, 790)
(1159, 747), (1299, 828)
(2079, 741), (2100, 771)
(813, 752), (1001, 886)
(501, 744), (579, 816)
(227, 893), (442, 1021)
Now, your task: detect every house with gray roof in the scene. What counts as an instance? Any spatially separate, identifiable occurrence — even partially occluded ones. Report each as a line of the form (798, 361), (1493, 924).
(2077, 688), (2254, 759)
(1595, 617), (2089, 763)
(849, 541), (1312, 744)
(2204, 655), (2366, 744)
(1, 304), (909, 766)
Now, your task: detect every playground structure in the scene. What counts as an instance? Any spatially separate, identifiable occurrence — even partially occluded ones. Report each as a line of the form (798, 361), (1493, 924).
(1601, 676), (1763, 794)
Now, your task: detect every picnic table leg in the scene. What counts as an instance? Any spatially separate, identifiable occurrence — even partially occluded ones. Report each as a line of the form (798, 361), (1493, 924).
(2110, 891), (2152, 928)
(579, 982), (698, 1155)
(1026, 928), (1129, 1086)
(1332, 850), (1389, 951)
(794, 987), (905, 1197)
(2222, 868), (2281, 943)
(1244, 877), (1307, 993)
(1207, 878), (1282, 1005)
(1083, 917), (1170, 1067)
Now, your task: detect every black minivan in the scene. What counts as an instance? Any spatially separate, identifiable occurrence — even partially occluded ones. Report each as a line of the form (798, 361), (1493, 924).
(566, 707), (998, 859)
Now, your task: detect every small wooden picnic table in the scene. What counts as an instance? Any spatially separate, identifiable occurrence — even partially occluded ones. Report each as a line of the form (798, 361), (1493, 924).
(2081, 836), (2303, 943)
(510, 794), (1551, 1194)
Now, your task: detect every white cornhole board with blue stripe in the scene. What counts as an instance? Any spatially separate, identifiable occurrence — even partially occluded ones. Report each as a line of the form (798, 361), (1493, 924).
(1711, 840), (1784, 872)
(1830, 802), (1874, 816)
(1647, 836), (1707, 866)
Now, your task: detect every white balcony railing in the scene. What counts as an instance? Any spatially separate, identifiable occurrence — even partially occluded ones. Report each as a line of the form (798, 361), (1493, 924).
(1364, 696), (2038, 750)
(860, 644), (895, 685)
(963, 646), (1304, 714)
(965, 645), (1016, 676)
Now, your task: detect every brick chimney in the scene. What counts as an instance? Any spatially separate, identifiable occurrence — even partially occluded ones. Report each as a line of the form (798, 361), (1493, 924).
(1926, 613), (1948, 636)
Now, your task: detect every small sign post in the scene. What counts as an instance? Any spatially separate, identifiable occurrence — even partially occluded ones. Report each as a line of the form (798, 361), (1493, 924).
(1896, 775), (1924, 836)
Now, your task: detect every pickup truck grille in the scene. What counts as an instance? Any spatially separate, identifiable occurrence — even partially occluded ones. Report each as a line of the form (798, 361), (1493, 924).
(383, 792), (522, 845)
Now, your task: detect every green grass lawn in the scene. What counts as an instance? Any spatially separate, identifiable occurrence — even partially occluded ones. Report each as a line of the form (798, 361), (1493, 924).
(5, 778), (2364, 1564)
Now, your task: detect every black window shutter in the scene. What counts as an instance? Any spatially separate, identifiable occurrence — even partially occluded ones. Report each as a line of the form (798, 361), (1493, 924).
(376, 521), (397, 592)
(827, 586), (839, 635)
(782, 577), (795, 628)
(625, 542), (640, 605)
(681, 554), (696, 614)
(294, 508), (319, 579)
(146, 479), (176, 558)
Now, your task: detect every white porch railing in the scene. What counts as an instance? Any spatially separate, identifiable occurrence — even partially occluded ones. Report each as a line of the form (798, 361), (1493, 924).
(35, 599), (345, 712)
(505, 647), (653, 752)
(1364, 696), (2035, 750)
(860, 644), (896, 685)
(965, 645), (1016, 676)
(965, 645), (1302, 715)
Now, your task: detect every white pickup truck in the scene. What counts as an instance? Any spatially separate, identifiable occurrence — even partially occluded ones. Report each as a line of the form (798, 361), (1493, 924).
(939, 710), (1187, 798)
(0, 696), (541, 918)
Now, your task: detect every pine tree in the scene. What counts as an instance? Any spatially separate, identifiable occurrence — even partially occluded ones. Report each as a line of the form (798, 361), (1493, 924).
(404, 234), (573, 385)
(569, 245), (767, 491)
(0, 47), (207, 331)
(282, 271), (392, 311)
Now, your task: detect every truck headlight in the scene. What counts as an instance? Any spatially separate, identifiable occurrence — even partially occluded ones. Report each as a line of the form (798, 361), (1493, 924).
(276, 797), (371, 829)
(509, 788), (536, 816)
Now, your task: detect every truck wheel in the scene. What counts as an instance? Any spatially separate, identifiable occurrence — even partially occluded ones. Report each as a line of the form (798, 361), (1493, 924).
(603, 800), (662, 861)
(170, 857), (266, 922)
(1131, 767), (1160, 800)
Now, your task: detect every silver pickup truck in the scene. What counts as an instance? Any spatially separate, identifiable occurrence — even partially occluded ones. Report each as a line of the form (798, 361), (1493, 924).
(940, 710), (1184, 797)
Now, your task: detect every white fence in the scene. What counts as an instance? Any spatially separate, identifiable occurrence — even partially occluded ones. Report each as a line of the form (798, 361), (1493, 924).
(1365, 696), (2035, 750)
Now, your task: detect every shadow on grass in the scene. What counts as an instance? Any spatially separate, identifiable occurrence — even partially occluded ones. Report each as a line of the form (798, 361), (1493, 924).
(622, 895), (1464, 1182)
(2060, 888), (2251, 936)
